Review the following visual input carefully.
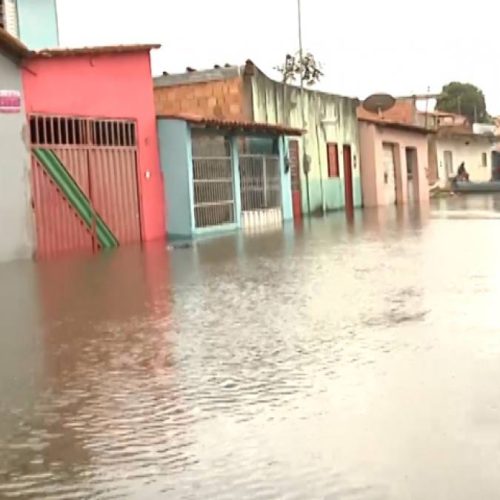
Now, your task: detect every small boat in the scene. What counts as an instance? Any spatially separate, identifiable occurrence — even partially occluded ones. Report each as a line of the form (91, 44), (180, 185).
(453, 181), (500, 193)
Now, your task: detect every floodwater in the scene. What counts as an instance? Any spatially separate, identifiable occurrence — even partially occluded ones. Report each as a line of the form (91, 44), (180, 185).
(2, 195), (500, 500)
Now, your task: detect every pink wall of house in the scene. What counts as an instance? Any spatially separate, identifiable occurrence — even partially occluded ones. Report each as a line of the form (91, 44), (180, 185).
(359, 120), (429, 207)
(22, 51), (165, 242)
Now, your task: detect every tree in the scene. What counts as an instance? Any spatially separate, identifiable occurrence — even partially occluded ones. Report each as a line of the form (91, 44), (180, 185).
(275, 52), (323, 86)
(436, 82), (490, 124)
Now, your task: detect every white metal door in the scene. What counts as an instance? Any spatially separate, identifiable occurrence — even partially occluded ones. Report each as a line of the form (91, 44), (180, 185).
(444, 150), (453, 179)
(383, 144), (396, 205)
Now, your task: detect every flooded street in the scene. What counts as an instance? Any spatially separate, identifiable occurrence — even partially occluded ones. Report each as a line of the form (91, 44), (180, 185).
(3, 195), (500, 499)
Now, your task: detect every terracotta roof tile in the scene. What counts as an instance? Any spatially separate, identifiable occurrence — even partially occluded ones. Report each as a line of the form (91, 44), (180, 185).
(358, 114), (433, 134)
(157, 113), (303, 136)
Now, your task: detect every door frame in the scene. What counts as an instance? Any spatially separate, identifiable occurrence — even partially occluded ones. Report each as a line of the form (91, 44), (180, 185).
(405, 147), (419, 203)
(343, 144), (354, 211)
(288, 139), (302, 219)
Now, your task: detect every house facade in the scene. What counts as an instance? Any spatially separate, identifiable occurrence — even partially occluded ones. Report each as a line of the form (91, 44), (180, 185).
(357, 100), (431, 207)
(157, 115), (301, 239)
(154, 61), (362, 217)
(435, 129), (495, 184)
(358, 118), (430, 207)
(22, 45), (165, 258)
(0, 29), (34, 262)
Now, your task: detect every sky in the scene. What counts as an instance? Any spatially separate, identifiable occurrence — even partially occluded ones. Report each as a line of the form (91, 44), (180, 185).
(56, 0), (500, 114)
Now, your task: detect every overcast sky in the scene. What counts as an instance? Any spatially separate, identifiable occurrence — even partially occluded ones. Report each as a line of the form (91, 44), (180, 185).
(57, 0), (499, 114)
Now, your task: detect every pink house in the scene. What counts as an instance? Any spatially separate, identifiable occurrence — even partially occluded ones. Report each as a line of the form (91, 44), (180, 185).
(22, 45), (165, 258)
(358, 109), (431, 208)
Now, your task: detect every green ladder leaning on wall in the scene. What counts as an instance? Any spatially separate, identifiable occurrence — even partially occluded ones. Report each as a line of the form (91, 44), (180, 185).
(33, 149), (119, 250)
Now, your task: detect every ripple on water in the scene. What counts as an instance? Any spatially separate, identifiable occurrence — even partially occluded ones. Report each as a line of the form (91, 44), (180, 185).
(3, 201), (500, 498)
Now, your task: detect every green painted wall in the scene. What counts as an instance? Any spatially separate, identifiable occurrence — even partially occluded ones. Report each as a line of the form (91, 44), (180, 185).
(16, 0), (59, 49)
(249, 69), (362, 214)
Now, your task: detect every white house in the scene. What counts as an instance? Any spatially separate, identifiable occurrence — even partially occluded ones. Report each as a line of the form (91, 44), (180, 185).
(435, 128), (496, 185)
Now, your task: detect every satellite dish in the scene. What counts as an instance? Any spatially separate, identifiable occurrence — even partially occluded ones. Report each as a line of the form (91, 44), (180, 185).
(362, 93), (396, 116)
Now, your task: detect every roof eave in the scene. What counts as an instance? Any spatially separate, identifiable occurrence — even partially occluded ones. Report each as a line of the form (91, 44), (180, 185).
(29, 44), (161, 59)
(359, 118), (435, 134)
(0, 28), (30, 60)
(156, 114), (303, 136)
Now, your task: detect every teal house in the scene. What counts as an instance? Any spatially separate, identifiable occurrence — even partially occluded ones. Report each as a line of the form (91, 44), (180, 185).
(0, 0), (59, 48)
(157, 115), (302, 240)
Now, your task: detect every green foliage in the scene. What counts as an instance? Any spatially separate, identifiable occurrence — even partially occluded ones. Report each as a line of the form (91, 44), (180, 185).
(275, 52), (323, 86)
(436, 82), (489, 123)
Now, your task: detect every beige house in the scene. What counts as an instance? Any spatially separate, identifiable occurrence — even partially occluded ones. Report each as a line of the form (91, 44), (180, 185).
(357, 100), (431, 207)
(435, 128), (495, 186)
(358, 117), (431, 207)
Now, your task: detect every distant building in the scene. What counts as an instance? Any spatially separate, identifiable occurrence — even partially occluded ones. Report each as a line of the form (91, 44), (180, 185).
(154, 61), (362, 217)
(357, 101), (432, 207)
(0, 0), (59, 49)
(435, 127), (496, 185)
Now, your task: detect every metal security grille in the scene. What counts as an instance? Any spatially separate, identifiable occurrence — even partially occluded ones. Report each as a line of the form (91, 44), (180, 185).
(191, 131), (235, 229)
(239, 155), (281, 211)
(30, 116), (137, 147)
(192, 157), (235, 228)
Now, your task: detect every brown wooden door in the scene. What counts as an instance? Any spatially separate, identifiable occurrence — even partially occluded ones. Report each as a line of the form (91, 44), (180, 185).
(288, 140), (302, 219)
(343, 145), (354, 211)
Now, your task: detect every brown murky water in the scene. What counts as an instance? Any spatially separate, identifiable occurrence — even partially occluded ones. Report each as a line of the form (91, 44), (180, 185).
(2, 195), (500, 499)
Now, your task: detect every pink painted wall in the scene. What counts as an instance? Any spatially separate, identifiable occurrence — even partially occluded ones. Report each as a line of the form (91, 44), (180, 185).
(22, 51), (165, 242)
(359, 121), (429, 207)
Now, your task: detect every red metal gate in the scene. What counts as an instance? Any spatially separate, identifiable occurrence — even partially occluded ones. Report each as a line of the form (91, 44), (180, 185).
(30, 115), (142, 259)
(288, 139), (302, 219)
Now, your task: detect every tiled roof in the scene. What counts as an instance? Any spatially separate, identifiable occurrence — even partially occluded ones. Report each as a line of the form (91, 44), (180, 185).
(32, 44), (160, 58)
(425, 110), (464, 118)
(358, 114), (433, 134)
(158, 113), (303, 136)
(437, 126), (498, 141)
(0, 27), (29, 59)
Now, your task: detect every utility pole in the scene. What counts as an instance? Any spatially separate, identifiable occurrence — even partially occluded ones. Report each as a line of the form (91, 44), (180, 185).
(297, 0), (311, 215)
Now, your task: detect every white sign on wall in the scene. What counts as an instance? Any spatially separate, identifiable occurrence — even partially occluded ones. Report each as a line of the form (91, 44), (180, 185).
(0, 91), (22, 113)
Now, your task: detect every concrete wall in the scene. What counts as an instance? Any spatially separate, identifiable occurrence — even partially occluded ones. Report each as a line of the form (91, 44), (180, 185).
(16, 0), (59, 49)
(157, 119), (193, 239)
(436, 136), (493, 184)
(359, 121), (429, 207)
(248, 69), (361, 214)
(23, 51), (165, 242)
(359, 121), (379, 206)
(0, 51), (33, 262)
